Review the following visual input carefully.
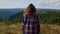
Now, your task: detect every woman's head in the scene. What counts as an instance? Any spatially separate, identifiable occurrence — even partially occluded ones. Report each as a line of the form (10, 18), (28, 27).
(24, 4), (36, 15)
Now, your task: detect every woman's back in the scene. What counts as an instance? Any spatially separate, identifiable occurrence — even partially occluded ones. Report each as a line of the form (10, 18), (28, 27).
(22, 14), (40, 34)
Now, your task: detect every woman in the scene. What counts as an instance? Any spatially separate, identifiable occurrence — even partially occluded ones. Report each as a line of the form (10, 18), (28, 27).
(22, 4), (40, 34)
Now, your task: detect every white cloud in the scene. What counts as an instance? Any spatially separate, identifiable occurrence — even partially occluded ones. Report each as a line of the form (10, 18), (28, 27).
(0, 0), (60, 9)
(0, 0), (20, 8)
(33, 0), (60, 9)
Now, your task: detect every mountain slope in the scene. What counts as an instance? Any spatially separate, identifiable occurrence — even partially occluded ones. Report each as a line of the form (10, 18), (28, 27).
(0, 11), (15, 19)
(9, 11), (23, 21)
(0, 8), (23, 19)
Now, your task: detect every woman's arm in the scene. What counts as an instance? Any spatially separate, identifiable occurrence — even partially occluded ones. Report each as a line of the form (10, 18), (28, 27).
(23, 15), (28, 25)
(37, 16), (40, 32)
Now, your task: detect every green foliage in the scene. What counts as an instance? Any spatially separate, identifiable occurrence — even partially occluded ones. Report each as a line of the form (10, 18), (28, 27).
(37, 12), (60, 24)
(0, 11), (60, 25)
(0, 17), (22, 25)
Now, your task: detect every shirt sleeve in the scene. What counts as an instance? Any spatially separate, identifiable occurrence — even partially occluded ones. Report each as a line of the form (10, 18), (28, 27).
(37, 16), (40, 32)
(23, 15), (28, 25)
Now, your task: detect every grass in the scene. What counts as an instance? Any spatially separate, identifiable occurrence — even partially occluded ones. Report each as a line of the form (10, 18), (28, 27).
(0, 23), (22, 34)
(40, 24), (60, 34)
(0, 23), (60, 34)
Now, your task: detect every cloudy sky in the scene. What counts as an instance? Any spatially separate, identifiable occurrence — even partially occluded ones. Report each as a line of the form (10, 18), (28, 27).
(0, 0), (60, 9)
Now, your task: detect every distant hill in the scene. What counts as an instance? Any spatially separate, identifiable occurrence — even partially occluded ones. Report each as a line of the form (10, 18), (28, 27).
(9, 10), (60, 24)
(37, 8), (60, 12)
(9, 8), (60, 19)
(0, 8), (23, 19)
(0, 8), (60, 20)
(0, 8), (60, 24)
(9, 11), (23, 21)
(0, 11), (14, 19)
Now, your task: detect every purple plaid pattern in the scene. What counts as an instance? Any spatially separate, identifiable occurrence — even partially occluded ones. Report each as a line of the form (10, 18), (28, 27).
(22, 14), (40, 34)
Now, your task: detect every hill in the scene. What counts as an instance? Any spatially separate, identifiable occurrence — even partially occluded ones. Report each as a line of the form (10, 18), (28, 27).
(0, 8), (60, 24)
(37, 12), (60, 24)
(37, 8), (60, 12)
(0, 8), (23, 19)
(8, 10), (60, 24)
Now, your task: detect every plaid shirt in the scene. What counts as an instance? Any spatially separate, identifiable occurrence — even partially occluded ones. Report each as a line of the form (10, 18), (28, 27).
(22, 14), (40, 34)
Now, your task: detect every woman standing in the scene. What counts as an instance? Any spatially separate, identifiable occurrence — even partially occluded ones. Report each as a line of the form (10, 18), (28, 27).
(22, 4), (40, 34)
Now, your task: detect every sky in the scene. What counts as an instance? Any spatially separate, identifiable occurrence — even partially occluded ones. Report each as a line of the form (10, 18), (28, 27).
(0, 0), (60, 9)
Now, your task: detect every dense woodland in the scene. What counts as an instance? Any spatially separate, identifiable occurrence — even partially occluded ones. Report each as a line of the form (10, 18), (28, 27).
(0, 10), (60, 25)
(37, 12), (60, 24)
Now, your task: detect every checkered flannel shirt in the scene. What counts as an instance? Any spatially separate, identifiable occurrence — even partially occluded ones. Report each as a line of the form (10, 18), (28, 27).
(22, 14), (40, 34)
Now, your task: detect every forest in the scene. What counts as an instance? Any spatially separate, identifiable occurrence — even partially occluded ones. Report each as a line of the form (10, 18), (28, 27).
(0, 10), (60, 25)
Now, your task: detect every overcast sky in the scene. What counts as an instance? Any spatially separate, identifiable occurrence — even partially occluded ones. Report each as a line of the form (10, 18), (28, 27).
(0, 0), (60, 9)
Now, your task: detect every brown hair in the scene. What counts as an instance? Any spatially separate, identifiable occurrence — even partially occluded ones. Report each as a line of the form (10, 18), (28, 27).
(24, 4), (36, 15)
